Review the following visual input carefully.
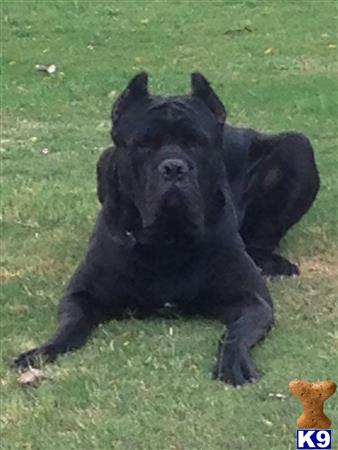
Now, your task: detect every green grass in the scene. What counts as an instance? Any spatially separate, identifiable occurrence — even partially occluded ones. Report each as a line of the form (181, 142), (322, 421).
(1, 1), (337, 449)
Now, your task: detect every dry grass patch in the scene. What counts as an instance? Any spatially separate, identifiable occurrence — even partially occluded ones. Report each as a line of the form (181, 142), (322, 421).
(299, 249), (338, 279)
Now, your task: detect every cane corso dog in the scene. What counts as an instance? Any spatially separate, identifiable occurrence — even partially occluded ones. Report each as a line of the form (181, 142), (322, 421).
(14, 73), (319, 385)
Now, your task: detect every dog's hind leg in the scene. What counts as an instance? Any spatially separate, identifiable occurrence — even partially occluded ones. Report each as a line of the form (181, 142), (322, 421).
(240, 132), (319, 277)
(14, 293), (102, 369)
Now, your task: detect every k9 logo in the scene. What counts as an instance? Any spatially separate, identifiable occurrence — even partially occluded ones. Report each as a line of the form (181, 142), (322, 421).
(296, 429), (332, 449)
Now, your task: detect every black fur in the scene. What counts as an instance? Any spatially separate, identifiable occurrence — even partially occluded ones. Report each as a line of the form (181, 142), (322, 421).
(14, 73), (319, 385)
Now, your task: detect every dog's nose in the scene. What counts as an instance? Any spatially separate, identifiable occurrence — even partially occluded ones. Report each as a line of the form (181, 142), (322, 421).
(158, 159), (189, 180)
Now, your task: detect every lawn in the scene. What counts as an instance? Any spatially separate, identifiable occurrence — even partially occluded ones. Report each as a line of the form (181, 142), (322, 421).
(1, 1), (337, 449)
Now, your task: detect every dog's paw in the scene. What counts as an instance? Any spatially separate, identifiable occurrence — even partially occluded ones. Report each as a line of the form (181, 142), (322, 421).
(250, 250), (300, 278)
(212, 340), (260, 386)
(261, 254), (299, 278)
(13, 345), (57, 370)
(14, 348), (42, 369)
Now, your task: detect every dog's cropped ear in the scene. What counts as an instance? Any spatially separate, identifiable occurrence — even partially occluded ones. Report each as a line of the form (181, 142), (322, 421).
(191, 73), (226, 123)
(112, 72), (149, 128)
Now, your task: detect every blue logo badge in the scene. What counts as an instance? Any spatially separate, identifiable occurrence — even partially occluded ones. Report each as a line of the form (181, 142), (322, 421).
(296, 429), (332, 449)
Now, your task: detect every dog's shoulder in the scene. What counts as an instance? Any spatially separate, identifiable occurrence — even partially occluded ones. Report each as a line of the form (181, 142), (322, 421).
(222, 125), (258, 173)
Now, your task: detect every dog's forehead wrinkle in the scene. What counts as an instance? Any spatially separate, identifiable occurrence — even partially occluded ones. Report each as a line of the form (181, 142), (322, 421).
(118, 95), (218, 146)
(147, 97), (197, 123)
(131, 118), (208, 149)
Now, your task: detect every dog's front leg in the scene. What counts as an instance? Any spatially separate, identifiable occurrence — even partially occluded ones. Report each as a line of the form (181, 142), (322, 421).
(14, 293), (101, 369)
(212, 292), (274, 386)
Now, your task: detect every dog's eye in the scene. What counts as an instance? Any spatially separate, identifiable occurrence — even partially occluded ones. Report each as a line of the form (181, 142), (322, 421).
(136, 132), (160, 150)
(180, 137), (197, 147)
(179, 133), (208, 148)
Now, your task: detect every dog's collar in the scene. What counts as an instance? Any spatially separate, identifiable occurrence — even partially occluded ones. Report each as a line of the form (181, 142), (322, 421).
(124, 229), (136, 247)
(108, 229), (136, 247)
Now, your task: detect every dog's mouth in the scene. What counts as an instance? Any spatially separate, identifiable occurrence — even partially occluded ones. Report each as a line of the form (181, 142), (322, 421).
(136, 186), (204, 246)
(137, 223), (201, 247)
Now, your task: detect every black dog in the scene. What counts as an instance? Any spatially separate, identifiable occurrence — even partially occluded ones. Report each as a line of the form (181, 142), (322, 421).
(14, 73), (319, 385)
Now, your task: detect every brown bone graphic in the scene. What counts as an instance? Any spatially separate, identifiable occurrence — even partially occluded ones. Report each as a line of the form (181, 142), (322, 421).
(289, 379), (336, 429)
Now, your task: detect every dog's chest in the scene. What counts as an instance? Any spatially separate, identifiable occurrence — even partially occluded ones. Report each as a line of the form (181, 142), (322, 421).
(151, 270), (201, 306)
(131, 251), (205, 308)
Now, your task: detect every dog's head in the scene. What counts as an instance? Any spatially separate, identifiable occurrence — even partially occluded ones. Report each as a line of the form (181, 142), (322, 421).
(98, 73), (230, 246)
